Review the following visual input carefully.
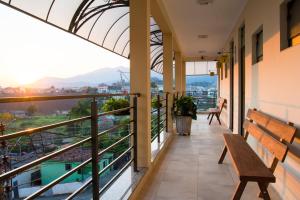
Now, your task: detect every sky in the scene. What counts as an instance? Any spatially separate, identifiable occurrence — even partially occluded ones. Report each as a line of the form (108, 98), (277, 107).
(0, 5), (130, 87)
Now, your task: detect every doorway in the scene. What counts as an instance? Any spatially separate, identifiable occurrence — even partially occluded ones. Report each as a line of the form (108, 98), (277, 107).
(238, 25), (246, 135)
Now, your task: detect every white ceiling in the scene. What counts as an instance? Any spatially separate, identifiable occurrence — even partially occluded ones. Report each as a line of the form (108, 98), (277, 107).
(161, 0), (248, 59)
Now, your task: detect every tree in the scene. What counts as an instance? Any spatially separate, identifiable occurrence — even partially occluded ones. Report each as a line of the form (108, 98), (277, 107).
(69, 99), (91, 118)
(151, 82), (158, 89)
(27, 105), (37, 116)
(0, 112), (14, 123)
(87, 87), (98, 94)
(102, 98), (130, 115)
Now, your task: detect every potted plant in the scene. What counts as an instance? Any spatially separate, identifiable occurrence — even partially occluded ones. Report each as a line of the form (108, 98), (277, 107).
(174, 96), (197, 135)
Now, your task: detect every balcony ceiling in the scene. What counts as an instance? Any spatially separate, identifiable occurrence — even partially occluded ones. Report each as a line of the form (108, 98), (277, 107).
(161, 0), (248, 60)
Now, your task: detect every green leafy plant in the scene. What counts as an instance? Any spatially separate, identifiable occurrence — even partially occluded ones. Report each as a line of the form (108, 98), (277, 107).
(175, 96), (197, 120)
(27, 105), (38, 116)
(102, 98), (130, 115)
(151, 96), (162, 109)
(69, 99), (91, 117)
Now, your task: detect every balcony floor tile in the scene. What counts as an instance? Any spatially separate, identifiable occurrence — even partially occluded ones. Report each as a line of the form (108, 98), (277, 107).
(139, 114), (281, 200)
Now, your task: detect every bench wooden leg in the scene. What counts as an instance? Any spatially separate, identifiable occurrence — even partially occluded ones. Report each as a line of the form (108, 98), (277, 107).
(232, 181), (247, 200)
(209, 113), (214, 125)
(258, 182), (271, 200)
(207, 113), (211, 120)
(216, 113), (222, 125)
(218, 146), (227, 164)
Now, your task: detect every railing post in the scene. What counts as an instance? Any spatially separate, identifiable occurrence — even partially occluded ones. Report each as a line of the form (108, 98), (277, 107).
(165, 93), (169, 132)
(0, 123), (11, 200)
(133, 96), (138, 172)
(157, 94), (161, 143)
(91, 98), (99, 200)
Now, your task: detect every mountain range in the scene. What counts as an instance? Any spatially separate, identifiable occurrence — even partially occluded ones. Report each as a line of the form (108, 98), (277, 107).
(27, 66), (216, 89)
(28, 66), (163, 88)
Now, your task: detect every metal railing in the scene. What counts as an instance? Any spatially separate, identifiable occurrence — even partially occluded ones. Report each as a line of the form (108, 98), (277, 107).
(0, 93), (140, 200)
(151, 93), (169, 143)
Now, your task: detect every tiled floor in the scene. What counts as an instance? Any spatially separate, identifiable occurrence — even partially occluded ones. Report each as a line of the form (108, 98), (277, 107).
(140, 115), (281, 200)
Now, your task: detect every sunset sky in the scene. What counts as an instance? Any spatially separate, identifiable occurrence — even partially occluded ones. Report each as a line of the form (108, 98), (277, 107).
(0, 5), (129, 87)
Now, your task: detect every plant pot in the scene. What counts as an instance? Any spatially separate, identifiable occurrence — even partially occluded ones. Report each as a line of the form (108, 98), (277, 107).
(176, 116), (192, 135)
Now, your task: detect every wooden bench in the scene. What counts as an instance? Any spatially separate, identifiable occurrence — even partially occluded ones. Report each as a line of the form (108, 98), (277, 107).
(207, 98), (226, 125)
(218, 109), (297, 200)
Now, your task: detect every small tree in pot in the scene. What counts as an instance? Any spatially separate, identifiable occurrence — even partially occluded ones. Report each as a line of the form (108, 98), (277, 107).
(175, 96), (197, 135)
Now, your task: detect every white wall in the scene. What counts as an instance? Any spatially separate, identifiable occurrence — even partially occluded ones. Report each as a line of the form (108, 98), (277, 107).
(219, 0), (300, 199)
(18, 182), (83, 198)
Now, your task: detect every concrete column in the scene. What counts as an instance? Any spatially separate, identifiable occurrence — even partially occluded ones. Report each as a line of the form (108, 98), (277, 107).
(130, 0), (151, 167)
(182, 61), (186, 95)
(163, 33), (173, 132)
(175, 52), (183, 93)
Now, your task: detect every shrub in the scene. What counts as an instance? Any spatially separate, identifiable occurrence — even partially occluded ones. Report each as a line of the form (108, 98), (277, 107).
(102, 98), (130, 115)
(151, 97), (162, 109)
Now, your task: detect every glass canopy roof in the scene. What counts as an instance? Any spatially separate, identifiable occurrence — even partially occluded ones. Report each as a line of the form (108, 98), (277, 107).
(0, 0), (164, 73)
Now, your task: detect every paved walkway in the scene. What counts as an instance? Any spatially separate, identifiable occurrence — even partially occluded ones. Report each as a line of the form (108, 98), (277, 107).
(140, 115), (281, 200)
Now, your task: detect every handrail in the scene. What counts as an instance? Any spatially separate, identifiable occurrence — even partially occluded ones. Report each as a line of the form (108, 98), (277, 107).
(0, 93), (140, 103)
(0, 93), (140, 199)
(66, 178), (92, 200)
(151, 93), (169, 142)
(24, 132), (134, 200)
(0, 119), (132, 181)
(25, 157), (92, 200)
(151, 133), (159, 142)
(99, 146), (133, 176)
(98, 107), (131, 117)
(98, 132), (133, 156)
(67, 147), (134, 199)
(0, 108), (132, 141)
(0, 116), (91, 141)
(151, 109), (158, 113)
(0, 136), (91, 181)
(99, 158), (134, 195)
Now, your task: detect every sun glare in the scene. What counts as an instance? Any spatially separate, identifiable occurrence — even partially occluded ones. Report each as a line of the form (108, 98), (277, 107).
(0, 5), (129, 88)
(14, 70), (41, 86)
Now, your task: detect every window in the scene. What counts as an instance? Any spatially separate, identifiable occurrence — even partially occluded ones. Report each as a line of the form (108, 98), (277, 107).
(65, 163), (72, 171)
(77, 168), (82, 174)
(252, 27), (263, 64)
(31, 170), (41, 186)
(287, 0), (300, 46)
(281, 0), (300, 49)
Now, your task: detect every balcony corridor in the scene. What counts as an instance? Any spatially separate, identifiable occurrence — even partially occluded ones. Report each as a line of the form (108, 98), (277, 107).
(139, 115), (281, 200)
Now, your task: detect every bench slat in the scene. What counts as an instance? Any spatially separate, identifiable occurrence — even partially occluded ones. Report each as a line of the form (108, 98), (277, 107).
(223, 134), (275, 182)
(244, 120), (288, 162)
(247, 109), (296, 143)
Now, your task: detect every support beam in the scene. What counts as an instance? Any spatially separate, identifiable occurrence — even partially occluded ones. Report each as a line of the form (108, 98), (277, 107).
(130, 0), (151, 168)
(182, 61), (186, 95)
(163, 33), (173, 132)
(175, 52), (183, 93)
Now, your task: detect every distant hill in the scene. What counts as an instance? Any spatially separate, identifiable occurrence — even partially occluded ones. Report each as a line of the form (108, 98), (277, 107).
(29, 66), (129, 88)
(186, 75), (217, 85)
(186, 75), (217, 88)
(28, 67), (216, 89)
(151, 77), (163, 84)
